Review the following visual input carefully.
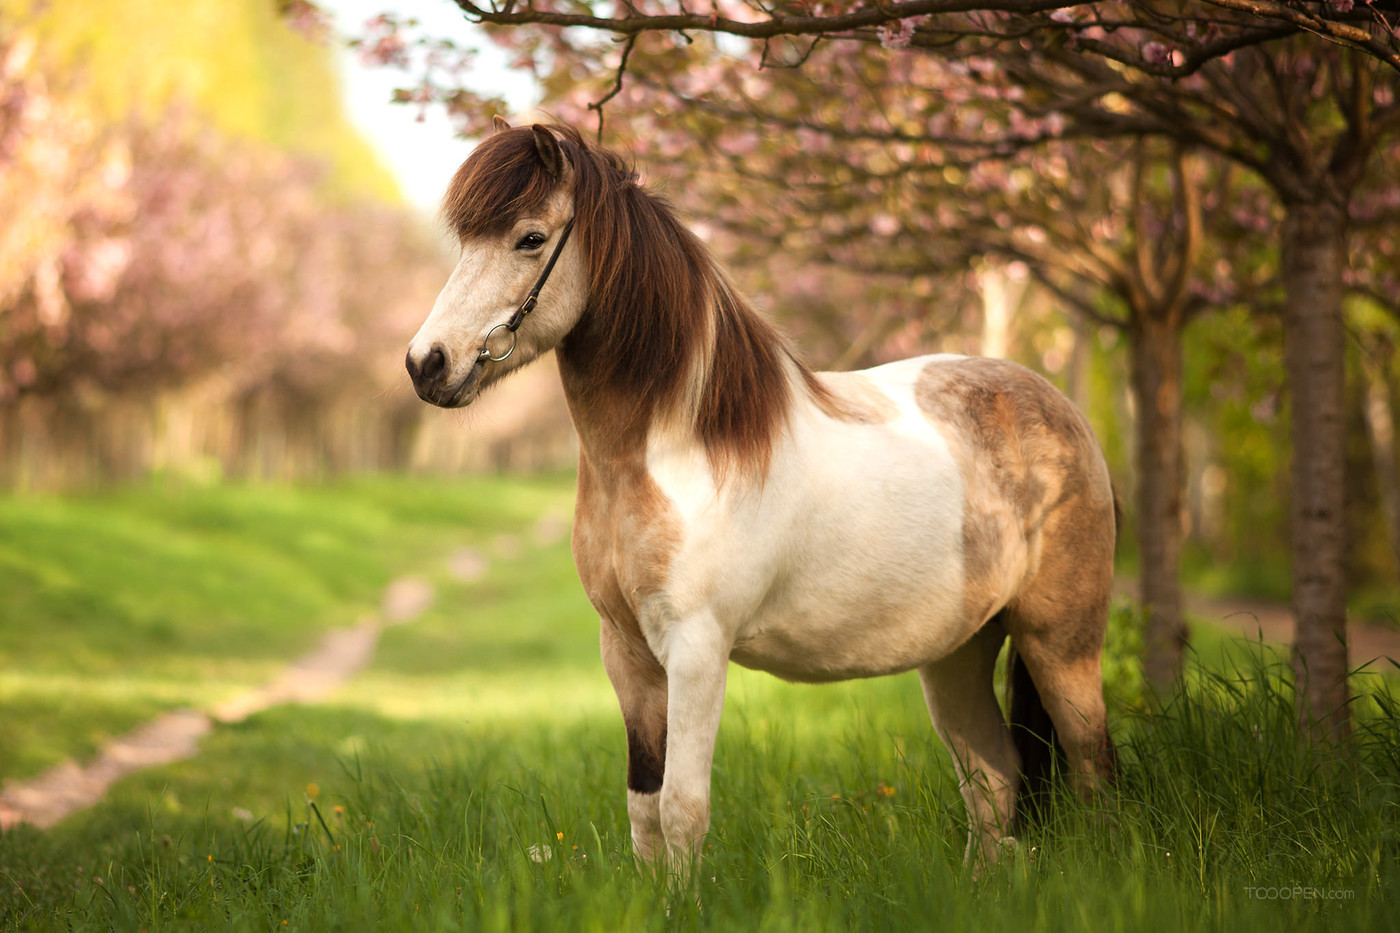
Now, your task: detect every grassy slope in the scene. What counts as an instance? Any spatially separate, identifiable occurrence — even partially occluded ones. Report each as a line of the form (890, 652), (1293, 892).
(0, 475), (574, 779)
(1, 476), (1396, 931)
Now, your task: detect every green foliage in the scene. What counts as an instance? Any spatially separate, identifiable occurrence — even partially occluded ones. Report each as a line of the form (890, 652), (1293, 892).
(1180, 305), (1292, 598)
(1104, 598), (1148, 710)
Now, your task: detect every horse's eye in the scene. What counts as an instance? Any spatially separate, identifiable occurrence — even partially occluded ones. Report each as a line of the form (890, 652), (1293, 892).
(516, 232), (547, 251)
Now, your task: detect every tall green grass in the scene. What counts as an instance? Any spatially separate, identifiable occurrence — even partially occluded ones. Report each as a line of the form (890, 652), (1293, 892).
(5, 659), (1393, 931)
(1, 477), (1395, 931)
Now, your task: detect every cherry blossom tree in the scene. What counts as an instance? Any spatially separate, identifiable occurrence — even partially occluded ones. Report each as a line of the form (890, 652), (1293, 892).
(340, 0), (1400, 737)
(0, 24), (448, 480)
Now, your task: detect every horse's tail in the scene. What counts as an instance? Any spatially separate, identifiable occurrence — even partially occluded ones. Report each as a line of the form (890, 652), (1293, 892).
(1006, 643), (1063, 829)
(1112, 487), (1124, 551)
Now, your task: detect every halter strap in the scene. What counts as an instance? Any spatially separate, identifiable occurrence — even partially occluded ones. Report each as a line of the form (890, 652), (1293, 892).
(480, 216), (576, 362)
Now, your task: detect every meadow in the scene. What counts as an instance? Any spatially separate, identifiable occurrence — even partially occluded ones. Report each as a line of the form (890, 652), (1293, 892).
(0, 475), (1396, 931)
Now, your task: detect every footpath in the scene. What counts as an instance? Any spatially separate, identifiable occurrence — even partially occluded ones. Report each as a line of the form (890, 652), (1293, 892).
(0, 569), (450, 830)
(1187, 593), (1400, 672)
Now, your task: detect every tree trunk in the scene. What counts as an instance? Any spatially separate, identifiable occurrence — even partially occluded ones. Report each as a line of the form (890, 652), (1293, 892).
(1129, 313), (1186, 689)
(1281, 198), (1351, 742)
(1360, 345), (1400, 576)
(980, 264), (1012, 359)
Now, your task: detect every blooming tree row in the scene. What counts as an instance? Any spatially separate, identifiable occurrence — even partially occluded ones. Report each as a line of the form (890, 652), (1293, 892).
(0, 25), (448, 478)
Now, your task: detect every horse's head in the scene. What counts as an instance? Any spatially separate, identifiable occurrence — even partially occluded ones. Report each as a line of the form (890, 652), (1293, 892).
(406, 121), (585, 408)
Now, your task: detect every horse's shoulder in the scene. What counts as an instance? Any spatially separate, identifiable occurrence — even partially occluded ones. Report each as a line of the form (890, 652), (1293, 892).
(572, 451), (683, 617)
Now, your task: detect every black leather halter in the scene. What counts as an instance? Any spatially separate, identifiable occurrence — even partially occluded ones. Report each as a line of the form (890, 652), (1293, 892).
(479, 216), (577, 363)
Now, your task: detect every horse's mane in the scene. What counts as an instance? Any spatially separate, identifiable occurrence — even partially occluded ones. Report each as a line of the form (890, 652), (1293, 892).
(443, 124), (832, 477)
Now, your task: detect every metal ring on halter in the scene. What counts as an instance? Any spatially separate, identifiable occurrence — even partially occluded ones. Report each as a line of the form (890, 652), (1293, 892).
(480, 322), (518, 362)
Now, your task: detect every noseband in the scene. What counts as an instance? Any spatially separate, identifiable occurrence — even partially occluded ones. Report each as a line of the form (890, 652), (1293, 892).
(479, 216), (577, 363)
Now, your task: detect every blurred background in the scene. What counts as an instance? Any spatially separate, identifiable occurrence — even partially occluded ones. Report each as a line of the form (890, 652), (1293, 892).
(0, 0), (574, 490)
(2, 0), (1396, 612)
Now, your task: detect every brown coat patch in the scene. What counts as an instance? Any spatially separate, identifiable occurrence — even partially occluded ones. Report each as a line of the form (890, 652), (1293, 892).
(571, 409), (680, 794)
(915, 357), (1115, 636)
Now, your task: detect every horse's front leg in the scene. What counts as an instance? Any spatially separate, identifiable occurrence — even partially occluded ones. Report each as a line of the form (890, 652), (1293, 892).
(600, 619), (668, 865)
(657, 618), (728, 877)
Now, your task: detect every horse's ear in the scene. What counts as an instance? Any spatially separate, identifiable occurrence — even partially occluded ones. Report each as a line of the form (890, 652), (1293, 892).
(532, 125), (566, 179)
(492, 115), (511, 134)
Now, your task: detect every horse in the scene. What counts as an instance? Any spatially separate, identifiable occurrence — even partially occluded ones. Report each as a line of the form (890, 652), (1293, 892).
(405, 120), (1119, 874)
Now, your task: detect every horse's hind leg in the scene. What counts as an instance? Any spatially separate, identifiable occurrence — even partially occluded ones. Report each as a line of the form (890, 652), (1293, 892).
(1003, 522), (1118, 800)
(918, 619), (1021, 866)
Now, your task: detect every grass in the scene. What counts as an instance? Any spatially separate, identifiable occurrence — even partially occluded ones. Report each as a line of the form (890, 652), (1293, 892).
(1, 475), (1396, 931)
(0, 474), (575, 780)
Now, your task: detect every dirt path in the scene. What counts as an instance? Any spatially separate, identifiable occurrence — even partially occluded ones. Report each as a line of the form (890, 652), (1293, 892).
(0, 516), (574, 833)
(0, 568), (449, 831)
(1189, 594), (1400, 673)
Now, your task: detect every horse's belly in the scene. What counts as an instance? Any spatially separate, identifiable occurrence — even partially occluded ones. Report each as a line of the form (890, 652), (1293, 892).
(722, 504), (974, 680)
(728, 562), (976, 682)
(647, 360), (1008, 682)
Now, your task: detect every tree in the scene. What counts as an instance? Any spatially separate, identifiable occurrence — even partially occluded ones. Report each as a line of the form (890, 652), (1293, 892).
(344, 0), (1400, 738)
(605, 48), (1283, 687)
(0, 14), (450, 483)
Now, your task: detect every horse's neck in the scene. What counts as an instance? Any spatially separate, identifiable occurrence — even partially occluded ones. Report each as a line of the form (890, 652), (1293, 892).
(554, 344), (666, 478)
(555, 302), (803, 487)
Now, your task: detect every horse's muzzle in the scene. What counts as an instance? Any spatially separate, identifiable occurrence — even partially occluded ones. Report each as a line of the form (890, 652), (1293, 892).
(405, 345), (481, 408)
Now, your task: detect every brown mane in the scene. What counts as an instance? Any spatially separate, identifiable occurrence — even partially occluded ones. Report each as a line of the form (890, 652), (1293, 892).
(443, 124), (830, 477)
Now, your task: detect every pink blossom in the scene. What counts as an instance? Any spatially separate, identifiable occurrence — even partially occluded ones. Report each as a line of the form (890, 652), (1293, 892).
(1142, 41), (1173, 67)
(870, 214), (900, 237)
(11, 358), (36, 388)
(877, 19), (916, 50)
(282, 1), (331, 44)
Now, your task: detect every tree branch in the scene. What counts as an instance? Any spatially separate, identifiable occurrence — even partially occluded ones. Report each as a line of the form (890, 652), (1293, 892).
(588, 34), (638, 142)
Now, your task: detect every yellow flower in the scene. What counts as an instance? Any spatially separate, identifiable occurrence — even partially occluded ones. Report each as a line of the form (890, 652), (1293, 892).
(306, 783), (320, 798)
(556, 832), (564, 841)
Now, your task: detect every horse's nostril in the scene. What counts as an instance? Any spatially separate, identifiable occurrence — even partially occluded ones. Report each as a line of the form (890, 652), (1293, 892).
(420, 346), (448, 383)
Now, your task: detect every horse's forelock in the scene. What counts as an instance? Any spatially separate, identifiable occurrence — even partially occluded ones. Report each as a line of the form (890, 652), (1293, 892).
(441, 127), (570, 239)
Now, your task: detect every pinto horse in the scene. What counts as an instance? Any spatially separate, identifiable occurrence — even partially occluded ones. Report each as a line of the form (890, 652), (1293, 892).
(405, 121), (1118, 872)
